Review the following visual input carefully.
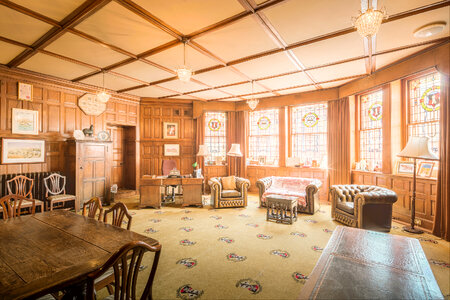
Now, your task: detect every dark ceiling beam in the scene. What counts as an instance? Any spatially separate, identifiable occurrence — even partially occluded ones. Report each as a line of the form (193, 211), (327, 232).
(0, 36), (32, 50)
(7, 0), (112, 67)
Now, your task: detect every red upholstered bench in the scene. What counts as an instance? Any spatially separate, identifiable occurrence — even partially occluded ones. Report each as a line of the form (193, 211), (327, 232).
(256, 176), (322, 214)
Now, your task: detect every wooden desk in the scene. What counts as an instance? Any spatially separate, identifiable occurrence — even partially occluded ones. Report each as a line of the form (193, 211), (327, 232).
(140, 176), (203, 208)
(0, 210), (158, 299)
(299, 226), (443, 300)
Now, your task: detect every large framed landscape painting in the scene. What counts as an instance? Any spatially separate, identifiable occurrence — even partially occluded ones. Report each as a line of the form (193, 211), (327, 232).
(1, 139), (45, 164)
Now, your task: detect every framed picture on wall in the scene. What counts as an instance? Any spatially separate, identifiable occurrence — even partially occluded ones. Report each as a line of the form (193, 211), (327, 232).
(18, 82), (33, 101)
(1, 138), (45, 164)
(163, 122), (178, 139)
(396, 161), (414, 175)
(164, 144), (180, 156)
(417, 161), (435, 177)
(12, 108), (39, 135)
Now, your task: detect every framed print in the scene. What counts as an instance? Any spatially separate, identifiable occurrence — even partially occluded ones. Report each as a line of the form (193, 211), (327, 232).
(164, 144), (180, 156)
(18, 82), (33, 101)
(258, 156), (266, 165)
(417, 161), (435, 177)
(396, 161), (414, 175)
(163, 122), (178, 139)
(12, 108), (39, 135)
(1, 139), (45, 164)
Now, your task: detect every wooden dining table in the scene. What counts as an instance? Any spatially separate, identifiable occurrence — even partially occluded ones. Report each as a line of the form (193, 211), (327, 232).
(0, 210), (159, 300)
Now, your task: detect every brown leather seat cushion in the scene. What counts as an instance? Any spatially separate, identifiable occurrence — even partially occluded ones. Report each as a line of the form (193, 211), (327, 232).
(336, 201), (354, 214)
(221, 190), (241, 198)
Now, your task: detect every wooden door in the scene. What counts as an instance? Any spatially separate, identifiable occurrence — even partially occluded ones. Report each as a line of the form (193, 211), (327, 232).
(109, 126), (125, 188)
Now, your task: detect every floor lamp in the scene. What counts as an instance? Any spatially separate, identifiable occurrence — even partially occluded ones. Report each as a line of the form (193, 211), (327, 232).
(397, 136), (439, 234)
(195, 145), (210, 177)
(227, 144), (242, 177)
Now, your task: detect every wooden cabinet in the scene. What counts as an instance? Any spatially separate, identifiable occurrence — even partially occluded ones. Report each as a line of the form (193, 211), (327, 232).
(65, 140), (112, 211)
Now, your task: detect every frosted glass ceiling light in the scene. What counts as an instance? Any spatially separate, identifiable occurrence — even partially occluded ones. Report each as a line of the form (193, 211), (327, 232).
(413, 22), (446, 38)
(176, 41), (192, 82)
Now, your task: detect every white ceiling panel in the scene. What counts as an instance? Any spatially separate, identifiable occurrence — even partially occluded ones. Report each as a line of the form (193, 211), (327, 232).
(308, 59), (366, 83)
(114, 61), (173, 83)
(0, 6), (52, 45)
(277, 86), (316, 95)
(375, 45), (431, 70)
(292, 32), (365, 68)
(80, 72), (139, 91)
(18, 53), (95, 79)
(148, 43), (218, 72)
(234, 52), (299, 79)
(263, 0), (360, 44)
(377, 7), (449, 52)
(258, 72), (312, 90)
(45, 32), (128, 68)
(75, 2), (174, 54)
(132, 0), (244, 34)
(127, 85), (175, 98)
(194, 15), (279, 62)
(189, 89), (230, 100)
(158, 79), (208, 94)
(0, 41), (25, 64)
(378, 0), (439, 16)
(242, 92), (275, 99)
(9, 0), (84, 22)
(192, 67), (245, 87)
(219, 82), (267, 95)
(320, 78), (356, 89)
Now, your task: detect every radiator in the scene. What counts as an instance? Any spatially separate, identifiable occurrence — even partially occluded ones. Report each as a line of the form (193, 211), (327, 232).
(0, 171), (61, 201)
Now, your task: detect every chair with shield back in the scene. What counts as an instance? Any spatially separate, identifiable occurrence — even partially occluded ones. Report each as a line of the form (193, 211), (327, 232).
(7, 175), (44, 213)
(0, 194), (35, 220)
(82, 197), (103, 221)
(44, 173), (76, 211)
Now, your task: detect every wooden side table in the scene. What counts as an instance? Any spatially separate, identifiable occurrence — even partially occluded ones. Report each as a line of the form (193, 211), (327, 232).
(266, 196), (298, 224)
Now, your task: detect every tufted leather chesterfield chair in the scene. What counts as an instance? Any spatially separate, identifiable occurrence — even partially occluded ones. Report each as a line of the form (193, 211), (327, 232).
(209, 177), (250, 208)
(330, 185), (398, 232)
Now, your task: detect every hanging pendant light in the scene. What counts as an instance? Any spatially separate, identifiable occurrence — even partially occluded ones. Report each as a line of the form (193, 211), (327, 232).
(96, 71), (110, 103)
(176, 41), (192, 82)
(352, 2), (386, 38)
(246, 81), (259, 110)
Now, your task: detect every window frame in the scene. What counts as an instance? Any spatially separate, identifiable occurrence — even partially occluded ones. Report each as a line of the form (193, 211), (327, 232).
(204, 111), (227, 165)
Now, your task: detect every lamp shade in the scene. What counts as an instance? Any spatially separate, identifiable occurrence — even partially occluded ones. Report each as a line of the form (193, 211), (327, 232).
(227, 144), (242, 157)
(196, 145), (210, 156)
(397, 136), (439, 160)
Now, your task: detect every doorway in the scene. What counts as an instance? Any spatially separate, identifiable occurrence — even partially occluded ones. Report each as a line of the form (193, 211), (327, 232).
(107, 125), (137, 191)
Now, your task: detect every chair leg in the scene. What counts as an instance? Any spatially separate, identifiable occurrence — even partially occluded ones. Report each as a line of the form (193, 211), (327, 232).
(50, 202), (53, 211)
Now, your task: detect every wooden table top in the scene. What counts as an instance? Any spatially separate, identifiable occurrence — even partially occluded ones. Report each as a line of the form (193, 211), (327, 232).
(299, 226), (443, 300)
(0, 210), (159, 300)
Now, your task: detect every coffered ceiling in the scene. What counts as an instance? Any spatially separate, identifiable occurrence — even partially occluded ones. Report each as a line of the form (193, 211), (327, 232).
(0, 0), (448, 102)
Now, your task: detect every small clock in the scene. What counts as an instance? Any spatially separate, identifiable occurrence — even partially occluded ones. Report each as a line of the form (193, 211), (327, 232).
(97, 130), (111, 141)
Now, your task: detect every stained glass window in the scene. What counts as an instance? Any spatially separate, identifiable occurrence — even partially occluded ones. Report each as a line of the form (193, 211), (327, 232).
(359, 90), (383, 169)
(291, 103), (327, 167)
(248, 109), (279, 166)
(407, 72), (441, 155)
(204, 112), (227, 163)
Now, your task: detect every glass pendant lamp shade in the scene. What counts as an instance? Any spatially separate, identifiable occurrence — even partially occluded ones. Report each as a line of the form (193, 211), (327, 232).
(96, 72), (110, 103)
(354, 8), (386, 38)
(247, 81), (259, 110)
(177, 42), (192, 82)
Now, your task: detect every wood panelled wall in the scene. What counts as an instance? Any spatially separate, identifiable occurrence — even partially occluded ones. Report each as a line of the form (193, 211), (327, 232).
(140, 100), (196, 177)
(0, 72), (139, 176)
(352, 170), (437, 231)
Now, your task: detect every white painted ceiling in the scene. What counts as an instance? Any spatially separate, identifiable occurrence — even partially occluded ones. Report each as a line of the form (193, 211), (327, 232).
(0, 0), (448, 101)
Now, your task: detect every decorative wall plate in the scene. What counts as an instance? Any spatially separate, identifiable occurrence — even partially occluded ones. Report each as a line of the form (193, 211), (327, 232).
(73, 130), (85, 140)
(97, 130), (110, 141)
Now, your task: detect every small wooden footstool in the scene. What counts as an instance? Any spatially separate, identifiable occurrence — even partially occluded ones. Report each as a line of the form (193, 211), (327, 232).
(266, 195), (298, 224)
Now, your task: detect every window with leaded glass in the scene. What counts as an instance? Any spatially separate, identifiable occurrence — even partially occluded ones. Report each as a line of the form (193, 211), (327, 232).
(359, 90), (383, 169)
(407, 72), (441, 156)
(248, 109), (279, 166)
(204, 112), (227, 164)
(291, 103), (327, 167)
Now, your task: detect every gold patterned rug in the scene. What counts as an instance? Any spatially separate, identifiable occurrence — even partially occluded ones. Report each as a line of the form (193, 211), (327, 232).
(99, 194), (450, 300)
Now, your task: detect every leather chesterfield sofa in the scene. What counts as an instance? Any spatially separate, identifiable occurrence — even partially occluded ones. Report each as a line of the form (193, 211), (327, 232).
(330, 185), (398, 232)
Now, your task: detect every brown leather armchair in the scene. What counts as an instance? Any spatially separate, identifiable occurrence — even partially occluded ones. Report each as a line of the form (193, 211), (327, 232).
(209, 177), (250, 208)
(330, 185), (398, 232)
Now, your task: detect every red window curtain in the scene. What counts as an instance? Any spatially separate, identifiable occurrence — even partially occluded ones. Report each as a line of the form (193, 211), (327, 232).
(432, 73), (450, 241)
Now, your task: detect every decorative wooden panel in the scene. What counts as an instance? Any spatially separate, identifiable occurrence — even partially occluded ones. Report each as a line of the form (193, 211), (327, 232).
(352, 170), (437, 231)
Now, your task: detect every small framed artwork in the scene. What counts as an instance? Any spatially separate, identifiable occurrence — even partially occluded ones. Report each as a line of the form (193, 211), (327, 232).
(163, 122), (178, 139)
(1, 138), (46, 164)
(417, 161), (435, 177)
(18, 82), (33, 101)
(164, 144), (180, 156)
(258, 156), (266, 165)
(396, 161), (415, 175)
(12, 108), (39, 135)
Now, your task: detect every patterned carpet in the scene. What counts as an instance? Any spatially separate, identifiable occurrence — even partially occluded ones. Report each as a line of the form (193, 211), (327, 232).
(99, 194), (450, 300)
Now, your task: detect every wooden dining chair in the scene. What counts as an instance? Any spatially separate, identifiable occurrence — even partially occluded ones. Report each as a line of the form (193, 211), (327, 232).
(44, 173), (76, 211)
(86, 241), (162, 300)
(7, 175), (44, 213)
(82, 197), (103, 221)
(103, 202), (133, 230)
(0, 194), (35, 220)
